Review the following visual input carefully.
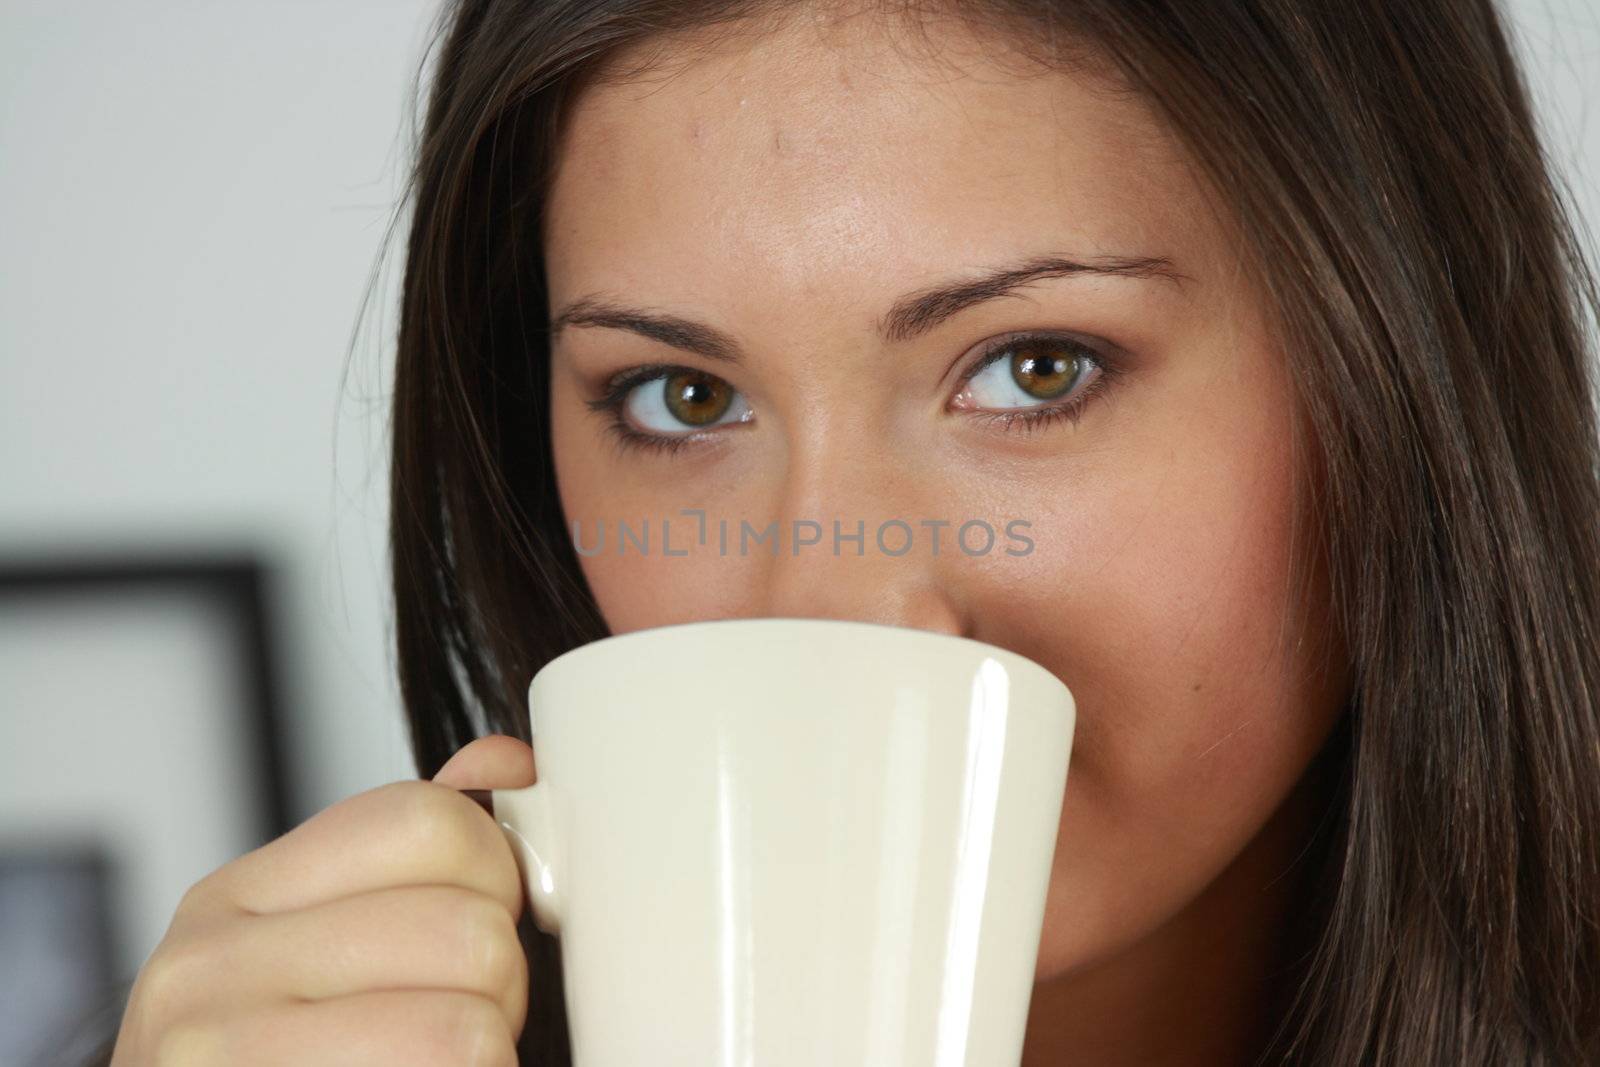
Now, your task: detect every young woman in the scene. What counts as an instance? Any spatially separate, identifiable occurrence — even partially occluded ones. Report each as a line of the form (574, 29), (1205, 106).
(108, 0), (1600, 1064)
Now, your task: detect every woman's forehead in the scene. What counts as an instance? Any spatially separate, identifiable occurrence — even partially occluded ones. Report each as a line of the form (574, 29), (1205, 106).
(544, 11), (1218, 301)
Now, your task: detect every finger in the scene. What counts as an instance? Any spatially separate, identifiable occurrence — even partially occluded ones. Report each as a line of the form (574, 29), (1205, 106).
(236, 885), (528, 1035)
(201, 781), (523, 921)
(162, 989), (517, 1067)
(432, 735), (536, 790)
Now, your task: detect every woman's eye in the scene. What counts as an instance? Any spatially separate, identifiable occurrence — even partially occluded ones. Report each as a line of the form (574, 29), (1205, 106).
(589, 332), (1116, 457)
(622, 369), (751, 433)
(955, 336), (1105, 412)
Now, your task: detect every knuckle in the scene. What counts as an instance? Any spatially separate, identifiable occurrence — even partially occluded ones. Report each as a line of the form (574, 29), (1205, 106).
(137, 935), (213, 1011)
(173, 873), (229, 921)
(447, 995), (513, 1067)
(151, 1018), (224, 1066)
(483, 835), (524, 909)
(173, 879), (209, 917)
(468, 1027), (519, 1067)
(394, 782), (483, 866)
(461, 896), (523, 993)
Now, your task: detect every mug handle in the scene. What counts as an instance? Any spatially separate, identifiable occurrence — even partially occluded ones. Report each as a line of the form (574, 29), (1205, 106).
(463, 784), (564, 934)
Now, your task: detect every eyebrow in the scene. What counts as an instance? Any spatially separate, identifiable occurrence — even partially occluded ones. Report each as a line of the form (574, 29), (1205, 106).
(547, 252), (1189, 363)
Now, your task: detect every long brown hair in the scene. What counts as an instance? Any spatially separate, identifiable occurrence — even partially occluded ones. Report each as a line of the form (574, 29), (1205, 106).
(386, 1), (1600, 1062)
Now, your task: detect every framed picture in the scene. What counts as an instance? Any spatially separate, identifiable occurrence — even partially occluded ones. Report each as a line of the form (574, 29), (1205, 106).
(0, 552), (293, 1067)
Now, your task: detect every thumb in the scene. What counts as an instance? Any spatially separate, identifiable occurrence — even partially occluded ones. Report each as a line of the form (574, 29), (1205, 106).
(431, 734), (537, 790)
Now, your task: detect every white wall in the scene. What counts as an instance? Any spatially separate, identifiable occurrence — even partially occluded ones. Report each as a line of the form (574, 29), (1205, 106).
(1513, 0), (1600, 243)
(1, 1), (443, 825)
(0, 0), (1595, 977)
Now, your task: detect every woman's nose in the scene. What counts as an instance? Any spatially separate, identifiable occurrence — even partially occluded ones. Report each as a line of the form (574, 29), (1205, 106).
(757, 538), (970, 635)
(746, 444), (972, 637)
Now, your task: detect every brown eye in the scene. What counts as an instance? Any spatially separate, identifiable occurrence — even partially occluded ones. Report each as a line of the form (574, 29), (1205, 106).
(1009, 343), (1080, 399)
(613, 367), (752, 439)
(954, 333), (1109, 416)
(662, 371), (733, 426)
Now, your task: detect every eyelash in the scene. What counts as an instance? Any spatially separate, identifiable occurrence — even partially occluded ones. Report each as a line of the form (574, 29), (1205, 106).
(584, 361), (726, 457)
(583, 331), (1122, 456)
(958, 332), (1121, 435)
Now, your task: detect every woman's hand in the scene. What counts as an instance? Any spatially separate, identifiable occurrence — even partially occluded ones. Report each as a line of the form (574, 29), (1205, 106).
(108, 735), (536, 1066)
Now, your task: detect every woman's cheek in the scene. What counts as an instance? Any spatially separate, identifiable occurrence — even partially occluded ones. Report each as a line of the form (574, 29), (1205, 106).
(560, 474), (765, 633)
(581, 543), (764, 634)
(1015, 412), (1340, 977)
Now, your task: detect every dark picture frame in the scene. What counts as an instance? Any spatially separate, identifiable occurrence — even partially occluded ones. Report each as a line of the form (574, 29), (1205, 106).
(0, 551), (295, 1067)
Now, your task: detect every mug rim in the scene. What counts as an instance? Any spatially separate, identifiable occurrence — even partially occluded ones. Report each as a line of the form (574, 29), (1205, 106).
(527, 616), (1072, 703)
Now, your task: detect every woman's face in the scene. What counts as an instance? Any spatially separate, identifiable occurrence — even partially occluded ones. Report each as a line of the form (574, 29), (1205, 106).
(543, 8), (1347, 980)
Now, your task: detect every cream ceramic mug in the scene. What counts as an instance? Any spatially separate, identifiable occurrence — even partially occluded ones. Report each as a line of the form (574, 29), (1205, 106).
(473, 617), (1076, 1066)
